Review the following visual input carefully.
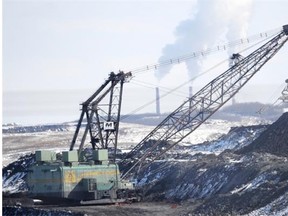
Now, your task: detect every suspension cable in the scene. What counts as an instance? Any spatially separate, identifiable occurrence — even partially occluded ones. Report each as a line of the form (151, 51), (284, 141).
(121, 58), (229, 120)
(121, 33), (277, 120)
(130, 79), (188, 98)
(125, 28), (280, 75)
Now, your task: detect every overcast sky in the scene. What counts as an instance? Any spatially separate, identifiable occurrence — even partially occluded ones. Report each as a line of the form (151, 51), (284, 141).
(3, 0), (288, 124)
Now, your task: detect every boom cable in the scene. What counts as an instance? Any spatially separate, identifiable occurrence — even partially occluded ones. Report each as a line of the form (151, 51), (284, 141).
(121, 58), (228, 121)
(125, 28), (280, 75)
(130, 79), (188, 98)
(121, 32), (278, 120)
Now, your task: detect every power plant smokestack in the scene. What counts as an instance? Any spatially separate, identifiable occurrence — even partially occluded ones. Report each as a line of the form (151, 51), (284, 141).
(189, 86), (193, 98)
(189, 86), (193, 109)
(156, 87), (161, 115)
(232, 97), (236, 105)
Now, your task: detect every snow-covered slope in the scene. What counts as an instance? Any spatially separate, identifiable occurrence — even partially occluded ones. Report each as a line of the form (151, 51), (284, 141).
(135, 113), (288, 215)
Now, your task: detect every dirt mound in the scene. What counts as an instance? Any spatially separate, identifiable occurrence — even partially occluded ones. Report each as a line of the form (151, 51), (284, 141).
(237, 112), (288, 157)
(2, 154), (35, 194)
(134, 113), (288, 215)
(136, 151), (288, 215)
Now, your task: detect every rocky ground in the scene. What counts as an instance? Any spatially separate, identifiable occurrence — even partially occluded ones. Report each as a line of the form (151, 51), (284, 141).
(2, 112), (288, 215)
(135, 113), (288, 215)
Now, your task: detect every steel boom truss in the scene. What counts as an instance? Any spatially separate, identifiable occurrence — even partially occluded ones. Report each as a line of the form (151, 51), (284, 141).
(121, 25), (288, 178)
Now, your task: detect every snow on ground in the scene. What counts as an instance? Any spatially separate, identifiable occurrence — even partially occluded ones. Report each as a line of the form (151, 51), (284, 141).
(246, 192), (288, 216)
(2, 117), (268, 167)
(118, 123), (155, 149)
(2, 172), (26, 193)
(2, 128), (75, 167)
(182, 116), (270, 145)
(3, 114), (288, 216)
(231, 171), (280, 194)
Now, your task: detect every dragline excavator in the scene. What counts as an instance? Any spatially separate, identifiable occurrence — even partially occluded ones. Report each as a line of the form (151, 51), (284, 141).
(27, 25), (288, 204)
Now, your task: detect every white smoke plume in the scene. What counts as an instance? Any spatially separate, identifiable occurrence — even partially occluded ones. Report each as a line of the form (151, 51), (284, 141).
(155, 0), (252, 81)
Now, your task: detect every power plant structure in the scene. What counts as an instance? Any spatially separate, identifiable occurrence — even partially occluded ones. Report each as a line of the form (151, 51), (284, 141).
(155, 87), (161, 116)
(280, 79), (288, 103)
(27, 25), (288, 205)
(189, 85), (193, 109)
(232, 97), (237, 105)
(155, 86), (194, 115)
(189, 86), (193, 98)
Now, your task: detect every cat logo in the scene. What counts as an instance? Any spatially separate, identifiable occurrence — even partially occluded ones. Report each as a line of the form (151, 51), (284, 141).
(103, 121), (115, 131)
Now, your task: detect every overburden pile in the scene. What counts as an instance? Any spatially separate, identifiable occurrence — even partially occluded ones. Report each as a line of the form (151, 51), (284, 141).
(238, 112), (288, 156)
(136, 112), (288, 215)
